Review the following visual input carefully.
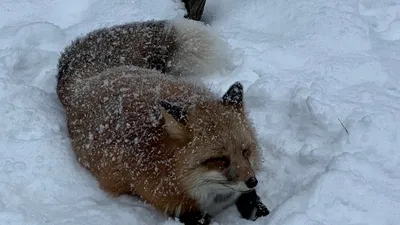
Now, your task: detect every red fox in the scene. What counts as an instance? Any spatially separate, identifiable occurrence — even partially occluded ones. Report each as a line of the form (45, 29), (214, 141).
(56, 18), (269, 225)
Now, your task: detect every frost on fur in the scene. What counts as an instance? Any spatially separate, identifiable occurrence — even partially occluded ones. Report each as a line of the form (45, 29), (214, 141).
(55, 17), (267, 225)
(57, 63), (269, 224)
(56, 18), (234, 103)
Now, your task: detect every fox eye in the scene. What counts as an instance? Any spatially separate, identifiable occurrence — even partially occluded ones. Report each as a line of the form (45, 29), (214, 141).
(202, 156), (230, 169)
(242, 149), (250, 158)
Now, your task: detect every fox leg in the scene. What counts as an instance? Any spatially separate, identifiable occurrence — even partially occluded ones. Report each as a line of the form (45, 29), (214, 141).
(178, 210), (212, 225)
(235, 190), (270, 221)
(97, 175), (132, 197)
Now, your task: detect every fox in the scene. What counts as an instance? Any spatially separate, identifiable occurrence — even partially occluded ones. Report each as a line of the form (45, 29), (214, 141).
(56, 18), (269, 225)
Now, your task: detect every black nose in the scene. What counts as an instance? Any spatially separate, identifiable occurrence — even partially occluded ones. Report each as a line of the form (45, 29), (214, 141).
(245, 177), (258, 188)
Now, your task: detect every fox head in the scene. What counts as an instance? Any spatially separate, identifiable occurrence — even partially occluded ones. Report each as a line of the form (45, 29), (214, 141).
(159, 82), (261, 208)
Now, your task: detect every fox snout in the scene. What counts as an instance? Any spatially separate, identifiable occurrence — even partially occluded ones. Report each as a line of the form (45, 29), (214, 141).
(227, 160), (258, 189)
(245, 177), (258, 188)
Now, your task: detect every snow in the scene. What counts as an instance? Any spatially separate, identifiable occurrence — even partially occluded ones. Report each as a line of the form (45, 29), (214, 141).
(1, 0), (400, 224)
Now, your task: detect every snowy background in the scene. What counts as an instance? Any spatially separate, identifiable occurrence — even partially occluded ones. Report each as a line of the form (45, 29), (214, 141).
(1, 0), (400, 224)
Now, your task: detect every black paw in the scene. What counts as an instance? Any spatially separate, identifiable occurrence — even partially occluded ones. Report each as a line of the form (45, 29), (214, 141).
(179, 211), (212, 225)
(236, 190), (270, 221)
(253, 200), (270, 219)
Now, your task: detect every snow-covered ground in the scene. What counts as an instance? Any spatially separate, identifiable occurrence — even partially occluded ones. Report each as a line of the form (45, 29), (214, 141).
(1, 0), (400, 224)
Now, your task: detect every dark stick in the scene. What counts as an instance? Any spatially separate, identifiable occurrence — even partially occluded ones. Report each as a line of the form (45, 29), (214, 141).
(182, 0), (207, 21)
(338, 118), (349, 135)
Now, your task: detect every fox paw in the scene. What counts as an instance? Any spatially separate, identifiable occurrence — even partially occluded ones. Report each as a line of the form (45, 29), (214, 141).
(179, 211), (212, 225)
(252, 201), (270, 220)
(236, 190), (270, 220)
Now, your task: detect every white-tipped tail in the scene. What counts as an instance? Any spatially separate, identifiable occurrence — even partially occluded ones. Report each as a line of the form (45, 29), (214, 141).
(168, 18), (234, 77)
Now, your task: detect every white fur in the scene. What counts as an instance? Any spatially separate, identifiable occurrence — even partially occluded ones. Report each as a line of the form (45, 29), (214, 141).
(175, 204), (183, 218)
(168, 18), (234, 77)
(185, 171), (250, 216)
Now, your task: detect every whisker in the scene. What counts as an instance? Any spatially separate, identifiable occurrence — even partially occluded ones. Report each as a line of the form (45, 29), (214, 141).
(183, 178), (230, 192)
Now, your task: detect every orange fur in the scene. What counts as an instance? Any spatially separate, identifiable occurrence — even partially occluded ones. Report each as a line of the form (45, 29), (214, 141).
(57, 65), (262, 218)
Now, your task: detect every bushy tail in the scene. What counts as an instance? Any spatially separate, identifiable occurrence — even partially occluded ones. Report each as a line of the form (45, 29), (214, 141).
(168, 18), (234, 77)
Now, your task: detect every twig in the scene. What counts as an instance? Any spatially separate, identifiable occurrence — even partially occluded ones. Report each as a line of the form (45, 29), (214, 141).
(338, 118), (349, 135)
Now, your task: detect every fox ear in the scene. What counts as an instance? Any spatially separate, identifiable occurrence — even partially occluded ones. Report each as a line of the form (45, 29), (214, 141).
(222, 81), (243, 108)
(159, 101), (189, 139)
(159, 101), (187, 124)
